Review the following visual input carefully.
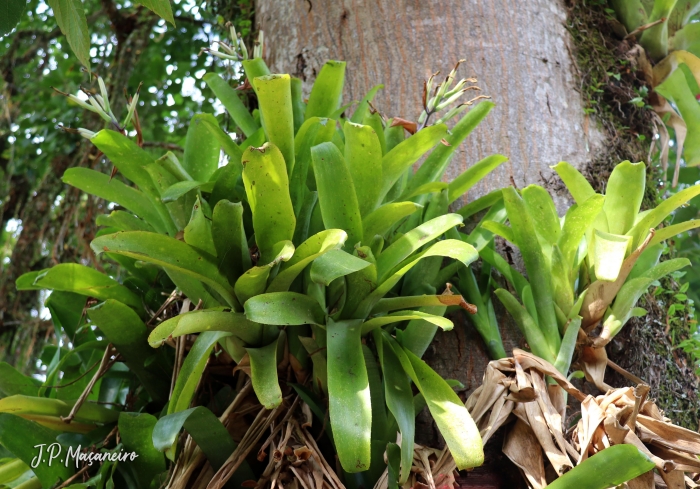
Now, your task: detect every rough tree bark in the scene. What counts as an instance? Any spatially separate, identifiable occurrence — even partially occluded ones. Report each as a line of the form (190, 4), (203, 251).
(256, 0), (598, 393)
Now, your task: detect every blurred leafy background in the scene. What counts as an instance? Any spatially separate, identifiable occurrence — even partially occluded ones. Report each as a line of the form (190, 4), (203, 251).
(0, 0), (252, 372)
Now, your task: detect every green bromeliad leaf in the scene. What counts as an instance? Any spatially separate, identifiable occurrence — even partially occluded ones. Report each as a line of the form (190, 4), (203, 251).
(305, 60), (346, 120)
(309, 249), (371, 286)
(22, 263), (143, 314)
(311, 142), (364, 249)
(384, 332), (483, 470)
(149, 310), (262, 347)
(545, 445), (653, 489)
(602, 161), (645, 235)
(246, 336), (283, 409)
(244, 292), (326, 326)
(183, 114), (222, 183)
(203, 73), (259, 137)
(327, 319), (371, 473)
(255, 74), (296, 174)
(241, 143), (296, 263)
(344, 121), (384, 215)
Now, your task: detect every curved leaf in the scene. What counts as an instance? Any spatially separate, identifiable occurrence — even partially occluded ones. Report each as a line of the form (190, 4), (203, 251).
(234, 240), (294, 304)
(168, 331), (230, 417)
(447, 154), (508, 204)
(376, 213), (464, 283)
(385, 333), (483, 470)
(244, 292), (325, 325)
(62, 168), (167, 234)
(149, 310), (261, 347)
(310, 249), (371, 286)
(91, 231), (238, 309)
(381, 124), (448, 200)
(551, 161), (596, 204)
(362, 202), (422, 241)
(32, 263), (143, 313)
(545, 445), (654, 489)
(408, 101), (494, 194)
(361, 310), (452, 335)
(268, 229), (347, 292)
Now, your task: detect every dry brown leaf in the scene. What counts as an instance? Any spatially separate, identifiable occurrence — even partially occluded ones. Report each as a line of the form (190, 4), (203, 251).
(627, 469), (655, 489)
(503, 419), (547, 489)
(581, 346), (612, 392)
(389, 117), (417, 135)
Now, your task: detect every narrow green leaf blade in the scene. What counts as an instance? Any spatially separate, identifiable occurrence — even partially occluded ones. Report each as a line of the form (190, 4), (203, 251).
(33, 263), (143, 313)
(91, 231), (238, 309)
(242, 143), (296, 263)
(362, 202), (422, 241)
(327, 319), (371, 472)
(47, 0), (90, 68)
(447, 154), (508, 204)
(381, 124), (448, 200)
(376, 214), (464, 283)
(311, 142), (363, 248)
(408, 101), (494, 193)
(203, 73), (259, 137)
(545, 445), (654, 489)
(344, 121), (384, 215)
(255, 74), (295, 174)
(247, 338), (282, 409)
(168, 331), (231, 416)
(502, 187), (560, 353)
(62, 168), (166, 233)
(149, 310), (262, 347)
(305, 60), (346, 120)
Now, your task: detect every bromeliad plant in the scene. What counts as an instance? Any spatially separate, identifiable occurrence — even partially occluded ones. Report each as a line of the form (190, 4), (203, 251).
(465, 160), (700, 397)
(1, 31), (510, 488)
(610, 0), (700, 180)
